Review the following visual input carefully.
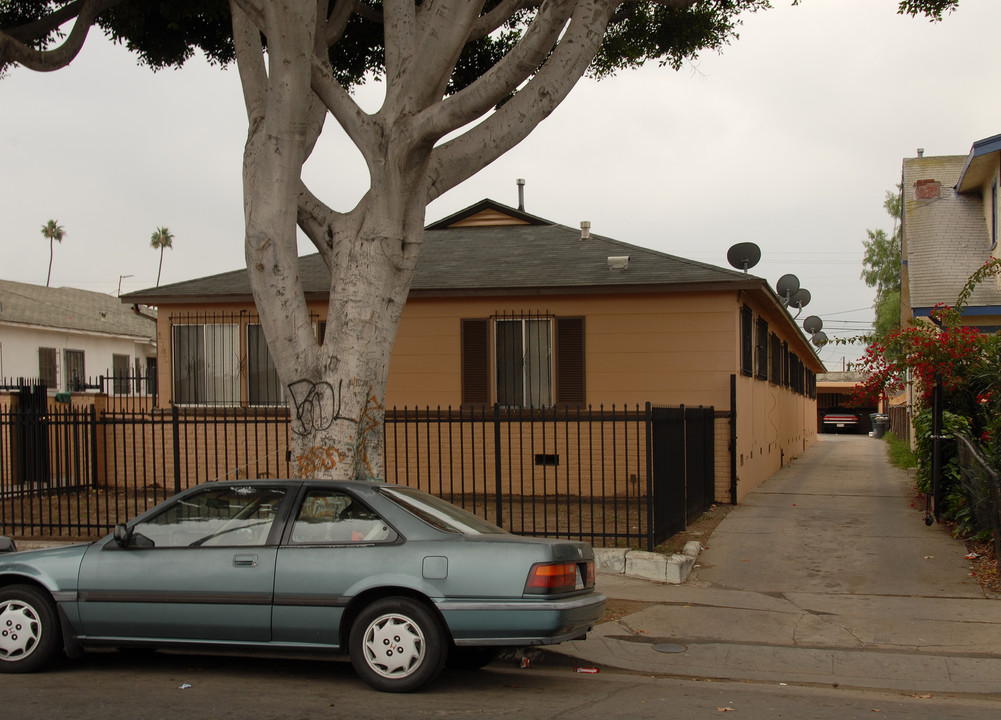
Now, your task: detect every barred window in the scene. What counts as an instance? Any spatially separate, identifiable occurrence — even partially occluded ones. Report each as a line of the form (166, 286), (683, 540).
(172, 324), (239, 405)
(38, 347), (56, 387)
(248, 324), (284, 406)
(461, 315), (584, 408)
(112, 354), (131, 395)
(64, 349), (85, 391)
(769, 333), (782, 385)
(754, 318), (768, 380)
(739, 305), (753, 376)
(496, 317), (553, 407)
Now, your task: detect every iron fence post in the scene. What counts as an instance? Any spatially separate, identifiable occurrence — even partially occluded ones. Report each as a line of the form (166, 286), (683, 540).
(172, 405), (182, 495)
(493, 403), (503, 528)
(88, 404), (99, 489)
(645, 402), (654, 551)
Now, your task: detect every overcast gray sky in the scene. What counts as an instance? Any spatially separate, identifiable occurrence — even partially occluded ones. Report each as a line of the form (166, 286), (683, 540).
(2, 0), (1000, 370)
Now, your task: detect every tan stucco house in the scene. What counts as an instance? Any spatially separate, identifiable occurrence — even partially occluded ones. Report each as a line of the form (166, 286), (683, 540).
(123, 199), (825, 502)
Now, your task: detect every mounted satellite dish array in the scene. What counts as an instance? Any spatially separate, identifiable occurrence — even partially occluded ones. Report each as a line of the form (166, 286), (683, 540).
(726, 242), (827, 348)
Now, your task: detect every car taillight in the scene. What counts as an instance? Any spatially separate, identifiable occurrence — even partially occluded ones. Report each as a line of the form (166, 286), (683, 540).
(524, 560), (595, 594)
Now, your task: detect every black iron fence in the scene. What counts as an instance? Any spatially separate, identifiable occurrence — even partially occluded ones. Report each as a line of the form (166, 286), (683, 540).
(1, 385), (720, 550)
(954, 433), (1001, 560)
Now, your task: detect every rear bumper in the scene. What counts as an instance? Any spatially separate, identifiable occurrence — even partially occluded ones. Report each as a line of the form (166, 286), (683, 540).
(437, 592), (606, 647)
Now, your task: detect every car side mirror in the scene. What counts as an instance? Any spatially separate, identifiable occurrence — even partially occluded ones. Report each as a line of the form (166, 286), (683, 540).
(113, 523), (133, 548)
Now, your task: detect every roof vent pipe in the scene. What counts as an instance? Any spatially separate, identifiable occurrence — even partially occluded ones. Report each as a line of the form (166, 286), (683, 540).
(917, 148), (924, 157)
(517, 178), (525, 211)
(580, 221), (591, 240)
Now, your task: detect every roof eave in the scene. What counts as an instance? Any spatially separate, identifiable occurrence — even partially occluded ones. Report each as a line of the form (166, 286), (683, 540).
(956, 132), (1001, 193)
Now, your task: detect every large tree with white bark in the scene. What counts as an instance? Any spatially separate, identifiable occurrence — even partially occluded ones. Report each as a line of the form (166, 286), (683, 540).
(0, 0), (960, 481)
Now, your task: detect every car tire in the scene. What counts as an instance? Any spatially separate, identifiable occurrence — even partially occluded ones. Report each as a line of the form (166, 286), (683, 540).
(0, 584), (61, 673)
(349, 597), (446, 692)
(446, 646), (498, 670)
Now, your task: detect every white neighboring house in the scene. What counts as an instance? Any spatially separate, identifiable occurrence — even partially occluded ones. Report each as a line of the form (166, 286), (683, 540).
(0, 279), (157, 393)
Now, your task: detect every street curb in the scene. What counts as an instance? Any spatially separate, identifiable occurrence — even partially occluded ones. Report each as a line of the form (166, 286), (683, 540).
(594, 542), (701, 584)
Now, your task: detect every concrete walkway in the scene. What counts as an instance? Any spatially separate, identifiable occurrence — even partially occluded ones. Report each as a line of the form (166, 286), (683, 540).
(551, 435), (1001, 696)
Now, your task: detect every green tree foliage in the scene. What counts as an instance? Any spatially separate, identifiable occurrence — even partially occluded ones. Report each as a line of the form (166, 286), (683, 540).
(0, 1), (770, 82)
(861, 186), (902, 336)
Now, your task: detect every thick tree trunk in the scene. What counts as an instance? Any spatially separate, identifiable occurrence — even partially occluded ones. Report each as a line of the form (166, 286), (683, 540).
(228, 0), (613, 482)
(284, 198), (425, 482)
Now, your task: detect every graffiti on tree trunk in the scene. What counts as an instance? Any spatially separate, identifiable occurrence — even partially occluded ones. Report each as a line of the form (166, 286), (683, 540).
(288, 378), (384, 480)
(287, 378), (349, 436)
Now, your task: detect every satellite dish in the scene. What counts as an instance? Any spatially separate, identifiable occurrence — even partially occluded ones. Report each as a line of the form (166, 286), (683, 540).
(790, 288), (811, 309)
(775, 274), (800, 299)
(803, 315), (823, 335)
(811, 331), (828, 347)
(775, 274), (800, 306)
(726, 243), (761, 272)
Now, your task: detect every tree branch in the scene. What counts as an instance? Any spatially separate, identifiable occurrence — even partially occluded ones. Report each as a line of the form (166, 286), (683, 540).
(467, 0), (540, 42)
(382, 0), (417, 96)
(413, 0), (573, 144)
(297, 180), (347, 261)
(0, 0), (122, 72)
(426, 0), (616, 202)
(230, 0), (268, 124)
(310, 54), (381, 162)
(398, 0), (486, 109)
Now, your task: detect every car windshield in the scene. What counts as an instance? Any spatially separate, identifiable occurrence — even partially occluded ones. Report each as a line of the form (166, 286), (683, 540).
(379, 487), (508, 535)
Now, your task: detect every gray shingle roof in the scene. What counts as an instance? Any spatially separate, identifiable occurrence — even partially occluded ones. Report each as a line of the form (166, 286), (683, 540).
(0, 279), (156, 338)
(123, 200), (763, 303)
(902, 156), (1001, 312)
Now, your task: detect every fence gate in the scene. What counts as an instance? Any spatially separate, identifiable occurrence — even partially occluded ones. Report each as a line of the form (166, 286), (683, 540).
(649, 405), (716, 545)
(12, 384), (50, 485)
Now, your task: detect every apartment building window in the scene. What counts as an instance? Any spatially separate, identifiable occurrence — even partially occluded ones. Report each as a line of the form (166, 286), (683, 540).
(782, 340), (790, 387)
(112, 354), (131, 394)
(754, 318), (768, 380)
(461, 315), (585, 408)
(248, 324), (285, 405)
(496, 317), (553, 407)
(64, 349), (85, 391)
(172, 324), (239, 405)
(740, 304), (753, 376)
(39, 347), (57, 387)
(769, 333), (782, 384)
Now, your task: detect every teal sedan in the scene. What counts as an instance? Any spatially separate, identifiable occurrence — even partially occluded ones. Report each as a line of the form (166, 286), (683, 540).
(0, 480), (605, 692)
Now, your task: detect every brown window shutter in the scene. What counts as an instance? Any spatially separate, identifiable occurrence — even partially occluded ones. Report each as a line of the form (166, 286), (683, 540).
(461, 319), (490, 406)
(555, 317), (585, 406)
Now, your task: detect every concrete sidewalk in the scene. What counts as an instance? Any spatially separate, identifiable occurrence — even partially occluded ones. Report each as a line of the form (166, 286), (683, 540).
(550, 435), (1001, 696)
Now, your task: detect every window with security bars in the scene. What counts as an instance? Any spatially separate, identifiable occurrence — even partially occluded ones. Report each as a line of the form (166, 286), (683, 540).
(112, 354), (130, 394)
(740, 304), (753, 376)
(172, 324), (239, 404)
(38, 347), (56, 387)
(769, 333), (782, 385)
(754, 317), (768, 380)
(461, 315), (584, 408)
(64, 349), (85, 391)
(495, 317), (553, 407)
(247, 324), (285, 405)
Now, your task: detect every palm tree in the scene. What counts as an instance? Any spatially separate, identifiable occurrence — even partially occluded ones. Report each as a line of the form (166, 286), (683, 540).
(150, 226), (174, 287)
(41, 219), (65, 287)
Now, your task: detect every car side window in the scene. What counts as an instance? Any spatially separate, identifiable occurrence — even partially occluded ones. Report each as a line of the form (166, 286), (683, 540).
(291, 490), (396, 544)
(128, 486), (287, 548)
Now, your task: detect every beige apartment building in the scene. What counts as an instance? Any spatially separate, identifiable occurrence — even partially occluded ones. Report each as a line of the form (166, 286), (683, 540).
(124, 199), (825, 502)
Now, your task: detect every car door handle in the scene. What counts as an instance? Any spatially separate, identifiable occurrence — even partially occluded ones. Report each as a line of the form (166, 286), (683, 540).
(233, 554), (258, 568)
